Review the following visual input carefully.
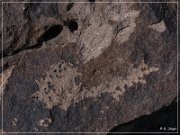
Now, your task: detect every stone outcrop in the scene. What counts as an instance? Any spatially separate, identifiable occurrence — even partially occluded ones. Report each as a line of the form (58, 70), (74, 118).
(0, 0), (178, 133)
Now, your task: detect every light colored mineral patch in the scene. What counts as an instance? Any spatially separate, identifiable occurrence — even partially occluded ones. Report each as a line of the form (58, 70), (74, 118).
(12, 117), (17, 126)
(0, 66), (15, 101)
(38, 118), (52, 128)
(33, 61), (159, 110)
(148, 20), (166, 32)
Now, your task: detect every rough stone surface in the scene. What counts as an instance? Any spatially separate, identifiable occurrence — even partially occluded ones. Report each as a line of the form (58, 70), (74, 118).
(0, 0), (178, 133)
(109, 100), (177, 133)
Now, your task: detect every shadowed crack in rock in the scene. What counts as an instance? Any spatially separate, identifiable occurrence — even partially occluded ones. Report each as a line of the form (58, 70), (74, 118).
(3, 24), (63, 58)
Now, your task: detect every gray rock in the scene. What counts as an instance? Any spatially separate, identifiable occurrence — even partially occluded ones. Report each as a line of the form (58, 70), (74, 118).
(0, 0), (178, 133)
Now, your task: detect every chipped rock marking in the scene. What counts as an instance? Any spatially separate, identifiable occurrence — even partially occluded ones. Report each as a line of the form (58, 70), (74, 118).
(84, 61), (159, 101)
(38, 118), (52, 128)
(148, 20), (166, 32)
(33, 61), (82, 110)
(80, 4), (140, 64)
(81, 23), (113, 64)
(115, 10), (140, 44)
(33, 61), (159, 110)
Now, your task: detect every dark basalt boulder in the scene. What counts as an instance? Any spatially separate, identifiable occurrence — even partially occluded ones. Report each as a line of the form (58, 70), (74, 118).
(0, 0), (178, 133)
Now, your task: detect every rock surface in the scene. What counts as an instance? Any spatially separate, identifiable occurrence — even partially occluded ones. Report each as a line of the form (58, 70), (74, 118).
(0, 0), (178, 133)
(109, 100), (177, 133)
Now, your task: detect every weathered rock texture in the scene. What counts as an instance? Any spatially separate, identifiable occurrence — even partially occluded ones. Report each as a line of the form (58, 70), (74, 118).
(109, 100), (177, 133)
(0, 0), (178, 133)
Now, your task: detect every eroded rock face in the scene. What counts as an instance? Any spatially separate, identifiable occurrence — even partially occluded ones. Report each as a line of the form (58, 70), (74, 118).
(0, 0), (178, 133)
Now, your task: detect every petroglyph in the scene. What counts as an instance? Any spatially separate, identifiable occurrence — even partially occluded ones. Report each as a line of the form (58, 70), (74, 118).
(33, 61), (159, 110)
(148, 20), (166, 32)
(80, 8), (140, 64)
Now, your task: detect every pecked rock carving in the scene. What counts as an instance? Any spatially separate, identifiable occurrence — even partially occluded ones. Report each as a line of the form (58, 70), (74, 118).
(34, 61), (159, 110)
(1, 1), (177, 133)
(148, 20), (166, 33)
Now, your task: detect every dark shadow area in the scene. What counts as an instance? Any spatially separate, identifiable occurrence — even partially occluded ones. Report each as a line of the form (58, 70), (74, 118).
(68, 20), (78, 33)
(149, 2), (177, 33)
(66, 3), (74, 11)
(3, 24), (63, 58)
(89, 0), (96, 3)
(41, 25), (63, 42)
(108, 101), (177, 134)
